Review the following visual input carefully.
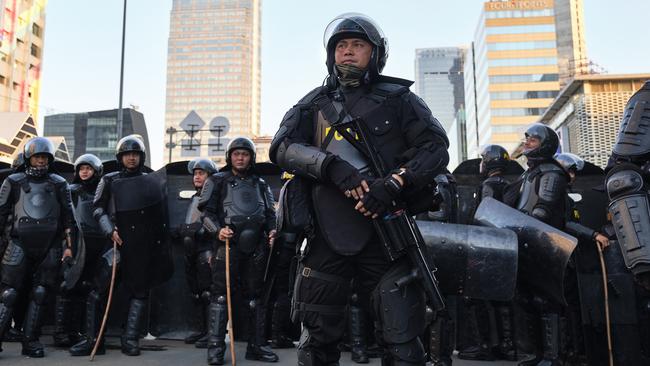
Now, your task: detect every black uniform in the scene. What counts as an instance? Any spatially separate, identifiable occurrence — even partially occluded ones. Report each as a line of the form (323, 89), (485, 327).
(65, 154), (115, 356)
(0, 138), (76, 358)
(604, 81), (650, 364)
(515, 125), (569, 366)
(270, 14), (449, 365)
(200, 147), (278, 364)
(93, 135), (168, 356)
(180, 158), (218, 347)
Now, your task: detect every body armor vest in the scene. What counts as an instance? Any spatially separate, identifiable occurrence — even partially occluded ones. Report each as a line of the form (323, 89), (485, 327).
(72, 186), (102, 238)
(516, 166), (548, 214)
(13, 179), (61, 251)
(314, 111), (371, 174)
(223, 175), (266, 254)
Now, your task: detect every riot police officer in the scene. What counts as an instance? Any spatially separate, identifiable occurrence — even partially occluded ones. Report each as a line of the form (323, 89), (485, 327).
(516, 124), (569, 366)
(604, 81), (650, 364)
(200, 137), (279, 365)
(458, 145), (514, 362)
(66, 153), (116, 356)
(93, 134), (169, 356)
(181, 158), (218, 348)
(0, 137), (76, 357)
(270, 13), (449, 366)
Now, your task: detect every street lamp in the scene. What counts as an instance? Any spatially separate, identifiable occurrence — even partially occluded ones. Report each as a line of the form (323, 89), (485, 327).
(117, 0), (127, 140)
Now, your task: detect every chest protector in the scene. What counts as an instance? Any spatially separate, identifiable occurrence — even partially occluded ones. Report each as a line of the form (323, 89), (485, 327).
(223, 175), (266, 254)
(180, 195), (202, 246)
(73, 188), (102, 238)
(14, 179), (61, 250)
(516, 168), (542, 214)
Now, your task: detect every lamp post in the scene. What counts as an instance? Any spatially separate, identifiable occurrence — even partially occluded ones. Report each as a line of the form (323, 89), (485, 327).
(117, 0), (127, 139)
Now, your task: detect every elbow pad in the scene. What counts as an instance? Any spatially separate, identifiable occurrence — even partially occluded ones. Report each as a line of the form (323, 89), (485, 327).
(276, 142), (333, 180)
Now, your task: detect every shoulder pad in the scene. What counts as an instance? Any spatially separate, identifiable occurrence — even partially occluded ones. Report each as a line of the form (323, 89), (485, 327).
(372, 81), (411, 98)
(295, 86), (326, 106)
(538, 171), (566, 202)
(6, 172), (26, 183)
(104, 171), (120, 180)
(538, 163), (567, 176)
(69, 183), (82, 192)
(376, 75), (414, 87)
(48, 173), (67, 184)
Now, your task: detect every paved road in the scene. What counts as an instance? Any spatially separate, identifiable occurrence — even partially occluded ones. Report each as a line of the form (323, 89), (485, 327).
(0, 337), (519, 365)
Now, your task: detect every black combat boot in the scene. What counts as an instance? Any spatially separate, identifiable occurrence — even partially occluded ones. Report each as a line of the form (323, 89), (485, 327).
(53, 295), (77, 347)
(22, 296), (46, 357)
(496, 305), (517, 361)
(349, 295), (369, 364)
(70, 291), (104, 356)
(121, 298), (146, 356)
(536, 313), (561, 366)
(245, 300), (279, 362)
(428, 317), (453, 366)
(207, 297), (227, 365)
(195, 302), (210, 348)
(270, 299), (294, 349)
(457, 303), (494, 361)
(0, 288), (18, 353)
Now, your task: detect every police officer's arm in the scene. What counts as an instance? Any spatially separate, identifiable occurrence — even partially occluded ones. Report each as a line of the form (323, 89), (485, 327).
(0, 178), (15, 229)
(261, 180), (277, 233)
(531, 171), (567, 224)
(92, 175), (116, 239)
(54, 178), (76, 256)
(395, 93), (450, 190)
(199, 174), (225, 237)
(270, 102), (365, 195)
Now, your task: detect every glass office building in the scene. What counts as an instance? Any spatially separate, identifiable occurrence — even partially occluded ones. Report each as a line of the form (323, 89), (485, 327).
(465, 0), (587, 157)
(164, 0), (261, 162)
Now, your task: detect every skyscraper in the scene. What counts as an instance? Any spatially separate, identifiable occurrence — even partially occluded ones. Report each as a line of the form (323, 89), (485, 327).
(464, 0), (587, 158)
(414, 47), (466, 169)
(163, 0), (261, 162)
(0, 0), (47, 122)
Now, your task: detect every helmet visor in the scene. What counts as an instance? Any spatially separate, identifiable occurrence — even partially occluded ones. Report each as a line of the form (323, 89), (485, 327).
(323, 13), (385, 50)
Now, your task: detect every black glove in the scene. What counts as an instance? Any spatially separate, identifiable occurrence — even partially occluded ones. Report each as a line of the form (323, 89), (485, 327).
(360, 175), (403, 216)
(327, 159), (365, 193)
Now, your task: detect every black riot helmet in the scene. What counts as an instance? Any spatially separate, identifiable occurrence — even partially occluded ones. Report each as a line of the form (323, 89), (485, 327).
(554, 152), (585, 174)
(73, 153), (103, 183)
(23, 137), (56, 166)
(480, 144), (510, 175)
(323, 13), (389, 82)
(612, 81), (650, 160)
(522, 123), (559, 159)
(11, 152), (24, 171)
(226, 137), (256, 168)
(115, 134), (146, 168)
(187, 158), (217, 175)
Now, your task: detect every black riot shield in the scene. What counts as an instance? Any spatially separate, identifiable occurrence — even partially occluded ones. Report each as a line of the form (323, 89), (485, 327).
(148, 161), (199, 339)
(474, 197), (577, 305)
(417, 220), (518, 301)
(453, 158), (524, 224)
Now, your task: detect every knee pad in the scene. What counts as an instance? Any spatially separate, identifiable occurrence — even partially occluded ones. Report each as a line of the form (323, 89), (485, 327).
(102, 248), (120, 266)
(386, 338), (426, 364)
(373, 262), (427, 344)
(216, 295), (226, 305)
(248, 298), (257, 311)
(200, 290), (211, 304)
(31, 285), (47, 305)
(198, 250), (213, 265)
(0, 287), (18, 307)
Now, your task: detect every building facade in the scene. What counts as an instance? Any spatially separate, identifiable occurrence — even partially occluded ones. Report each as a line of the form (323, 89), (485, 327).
(414, 47), (466, 169)
(0, 112), (37, 164)
(0, 0), (47, 121)
(163, 0), (261, 163)
(43, 108), (151, 165)
(464, 0), (587, 158)
(539, 74), (650, 168)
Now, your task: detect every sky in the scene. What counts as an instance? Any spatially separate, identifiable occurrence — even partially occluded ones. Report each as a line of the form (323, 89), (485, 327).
(38, 0), (650, 168)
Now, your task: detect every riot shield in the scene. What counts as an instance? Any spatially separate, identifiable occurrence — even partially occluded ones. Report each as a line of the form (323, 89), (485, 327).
(417, 220), (518, 301)
(453, 159), (524, 224)
(474, 197), (577, 305)
(148, 161), (200, 339)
